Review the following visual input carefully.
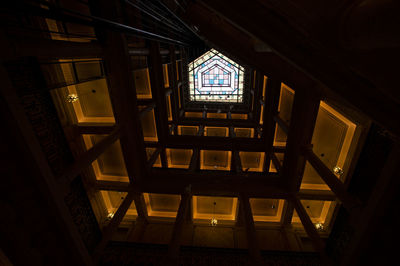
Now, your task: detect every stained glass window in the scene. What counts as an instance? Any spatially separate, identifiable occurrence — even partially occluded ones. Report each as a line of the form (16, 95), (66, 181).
(188, 49), (245, 103)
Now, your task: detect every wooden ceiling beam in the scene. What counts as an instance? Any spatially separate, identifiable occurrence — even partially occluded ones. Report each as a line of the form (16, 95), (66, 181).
(168, 191), (192, 260)
(2, 35), (103, 59)
(59, 126), (120, 194)
(168, 45), (179, 135)
(166, 135), (266, 151)
(252, 71), (264, 137)
(75, 124), (117, 135)
(239, 193), (262, 263)
(280, 88), (320, 191)
(262, 77), (280, 172)
(91, 0), (148, 184)
(290, 196), (329, 262)
(303, 147), (361, 211)
(92, 191), (135, 263)
(148, 41), (169, 168)
(174, 118), (255, 128)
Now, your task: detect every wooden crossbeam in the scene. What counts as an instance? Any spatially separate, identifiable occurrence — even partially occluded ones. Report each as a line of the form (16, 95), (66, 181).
(303, 147), (361, 211)
(59, 126), (120, 192)
(92, 192), (135, 263)
(239, 194), (262, 263)
(168, 191), (192, 259)
(166, 135), (267, 151)
(290, 196), (325, 253)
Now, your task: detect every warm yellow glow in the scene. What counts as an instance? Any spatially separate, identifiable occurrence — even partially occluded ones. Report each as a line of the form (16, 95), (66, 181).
(200, 150), (232, 171)
(250, 199), (285, 222)
(193, 196), (238, 221)
(143, 193), (180, 218)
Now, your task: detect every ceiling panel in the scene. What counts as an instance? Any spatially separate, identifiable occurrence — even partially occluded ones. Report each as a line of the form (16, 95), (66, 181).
(207, 113), (227, 119)
(250, 198), (284, 222)
(292, 200), (337, 225)
(201, 150), (231, 170)
(204, 127), (228, 137)
(167, 148), (193, 168)
(83, 135), (129, 182)
(141, 109), (158, 142)
(193, 196), (238, 221)
(301, 102), (357, 190)
(240, 152), (265, 172)
(144, 193), (180, 218)
(178, 126), (198, 135)
(134, 68), (152, 99)
(234, 128), (253, 138)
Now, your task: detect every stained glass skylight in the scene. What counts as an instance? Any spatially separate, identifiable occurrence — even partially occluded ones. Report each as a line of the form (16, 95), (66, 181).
(188, 49), (245, 103)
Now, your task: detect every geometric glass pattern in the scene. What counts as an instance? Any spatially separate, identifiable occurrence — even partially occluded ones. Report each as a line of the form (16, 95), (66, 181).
(188, 49), (245, 102)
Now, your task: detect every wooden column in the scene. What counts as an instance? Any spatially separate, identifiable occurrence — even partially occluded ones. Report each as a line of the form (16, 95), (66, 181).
(262, 77), (281, 172)
(148, 41), (169, 168)
(253, 72), (264, 136)
(303, 147), (361, 211)
(92, 191), (135, 262)
(281, 88), (320, 191)
(239, 194), (262, 264)
(168, 45), (179, 135)
(92, 0), (148, 184)
(168, 191), (192, 260)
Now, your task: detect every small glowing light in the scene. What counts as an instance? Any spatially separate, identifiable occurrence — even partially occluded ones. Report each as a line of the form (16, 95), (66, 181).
(315, 223), (324, 231)
(210, 218), (218, 226)
(66, 94), (79, 103)
(107, 212), (114, 219)
(333, 166), (344, 176)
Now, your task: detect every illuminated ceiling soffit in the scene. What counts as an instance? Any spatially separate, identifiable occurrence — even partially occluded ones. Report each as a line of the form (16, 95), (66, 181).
(188, 49), (245, 103)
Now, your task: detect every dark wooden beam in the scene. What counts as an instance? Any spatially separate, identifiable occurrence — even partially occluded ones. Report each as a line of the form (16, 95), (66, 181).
(92, 0), (147, 184)
(126, 215), (147, 242)
(290, 196), (325, 253)
(175, 117), (256, 128)
(75, 124), (117, 135)
(95, 180), (130, 192)
(148, 41), (169, 168)
(168, 45), (179, 135)
(273, 115), (289, 134)
(166, 135), (267, 151)
(270, 152), (282, 173)
(2, 36), (103, 59)
(239, 194), (262, 264)
(168, 191), (192, 259)
(303, 147), (361, 211)
(342, 144), (400, 265)
(138, 102), (156, 119)
(189, 148), (200, 171)
(280, 88), (320, 191)
(92, 191), (135, 262)
(262, 77), (281, 171)
(59, 126), (120, 192)
(252, 71), (264, 136)
(132, 193), (148, 220)
(144, 169), (285, 197)
(147, 147), (162, 168)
